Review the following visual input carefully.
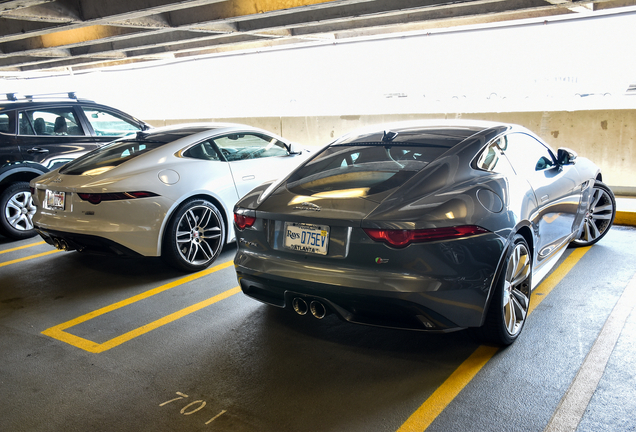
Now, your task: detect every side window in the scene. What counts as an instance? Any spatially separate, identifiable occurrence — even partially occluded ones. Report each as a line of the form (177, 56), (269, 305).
(0, 112), (14, 134)
(182, 140), (221, 161)
(19, 108), (84, 136)
(476, 137), (516, 177)
(214, 133), (289, 162)
(82, 107), (142, 136)
(501, 133), (555, 177)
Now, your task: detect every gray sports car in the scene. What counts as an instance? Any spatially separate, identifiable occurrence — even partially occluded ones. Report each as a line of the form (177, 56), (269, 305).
(232, 120), (615, 345)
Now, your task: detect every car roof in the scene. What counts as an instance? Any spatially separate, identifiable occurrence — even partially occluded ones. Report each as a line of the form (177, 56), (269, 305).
(124, 122), (275, 144)
(334, 119), (512, 148)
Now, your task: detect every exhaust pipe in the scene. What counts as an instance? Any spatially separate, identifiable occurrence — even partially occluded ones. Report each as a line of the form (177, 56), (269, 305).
(292, 297), (308, 316)
(310, 301), (328, 319)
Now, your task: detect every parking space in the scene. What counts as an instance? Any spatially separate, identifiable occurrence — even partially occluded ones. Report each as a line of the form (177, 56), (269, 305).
(1, 226), (635, 431)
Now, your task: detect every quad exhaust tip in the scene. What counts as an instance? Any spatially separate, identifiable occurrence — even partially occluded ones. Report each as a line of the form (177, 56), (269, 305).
(292, 297), (329, 319)
(310, 301), (327, 319)
(292, 297), (308, 315)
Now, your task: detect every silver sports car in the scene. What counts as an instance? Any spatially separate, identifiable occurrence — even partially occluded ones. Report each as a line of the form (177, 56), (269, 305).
(30, 123), (309, 272)
(233, 120), (615, 345)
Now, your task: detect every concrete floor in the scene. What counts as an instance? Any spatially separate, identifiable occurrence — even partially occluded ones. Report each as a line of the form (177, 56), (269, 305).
(1, 226), (635, 432)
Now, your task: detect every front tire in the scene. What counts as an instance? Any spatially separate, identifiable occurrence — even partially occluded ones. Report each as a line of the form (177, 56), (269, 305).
(162, 198), (225, 272)
(0, 182), (38, 240)
(571, 180), (615, 247)
(474, 234), (532, 346)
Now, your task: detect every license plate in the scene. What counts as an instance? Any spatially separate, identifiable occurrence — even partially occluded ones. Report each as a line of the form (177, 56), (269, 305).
(284, 222), (329, 255)
(44, 190), (65, 210)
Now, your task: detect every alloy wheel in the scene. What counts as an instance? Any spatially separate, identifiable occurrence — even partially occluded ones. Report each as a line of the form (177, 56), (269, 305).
(502, 242), (531, 337)
(575, 183), (615, 245)
(175, 204), (223, 266)
(5, 189), (36, 232)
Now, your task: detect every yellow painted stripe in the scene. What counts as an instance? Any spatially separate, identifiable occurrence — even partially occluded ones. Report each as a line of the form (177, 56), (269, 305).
(0, 249), (60, 267)
(43, 286), (241, 353)
(397, 246), (591, 432)
(396, 345), (499, 432)
(0, 240), (46, 255)
(41, 259), (236, 352)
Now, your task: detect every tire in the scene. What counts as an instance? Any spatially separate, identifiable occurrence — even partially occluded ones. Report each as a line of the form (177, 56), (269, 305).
(473, 234), (532, 346)
(162, 198), (225, 272)
(0, 181), (38, 240)
(571, 180), (615, 247)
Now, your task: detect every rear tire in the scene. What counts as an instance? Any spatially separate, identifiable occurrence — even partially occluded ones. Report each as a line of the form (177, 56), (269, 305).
(473, 234), (532, 346)
(162, 198), (225, 272)
(0, 182), (38, 240)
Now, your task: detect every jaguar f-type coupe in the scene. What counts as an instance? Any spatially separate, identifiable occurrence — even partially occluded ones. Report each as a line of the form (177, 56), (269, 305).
(30, 123), (309, 272)
(233, 120), (615, 345)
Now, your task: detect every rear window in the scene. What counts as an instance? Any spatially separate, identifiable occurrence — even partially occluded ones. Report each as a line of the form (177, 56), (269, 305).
(60, 139), (165, 175)
(286, 143), (447, 196)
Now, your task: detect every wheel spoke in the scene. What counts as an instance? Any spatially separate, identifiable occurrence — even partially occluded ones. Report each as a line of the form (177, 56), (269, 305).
(198, 241), (213, 260)
(175, 230), (191, 244)
(511, 288), (529, 320)
(503, 293), (516, 334)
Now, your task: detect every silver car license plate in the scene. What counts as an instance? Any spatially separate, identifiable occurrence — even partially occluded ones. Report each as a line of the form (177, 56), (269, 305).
(284, 222), (329, 255)
(44, 189), (65, 210)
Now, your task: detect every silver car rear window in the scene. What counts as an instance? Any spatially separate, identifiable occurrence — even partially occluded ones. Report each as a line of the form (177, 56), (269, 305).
(287, 144), (446, 196)
(60, 139), (165, 175)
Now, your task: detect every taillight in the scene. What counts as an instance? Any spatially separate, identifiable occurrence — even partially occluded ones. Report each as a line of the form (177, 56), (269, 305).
(77, 191), (158, 205)
(363, 225), (489, 248)
(234, 213), (256, 230)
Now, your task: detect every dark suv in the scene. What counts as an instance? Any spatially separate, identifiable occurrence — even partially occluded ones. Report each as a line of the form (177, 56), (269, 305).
(0, 92), (150, 240)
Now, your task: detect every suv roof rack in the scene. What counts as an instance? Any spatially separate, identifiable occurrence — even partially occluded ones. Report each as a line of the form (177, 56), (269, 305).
(2, 92), (93, 102)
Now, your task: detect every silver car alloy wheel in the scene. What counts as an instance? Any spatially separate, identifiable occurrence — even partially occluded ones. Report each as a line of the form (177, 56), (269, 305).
(175, 204), (223, 266)
(502, 242), (531, 337)
(6, 188), (36, 232)
(575, 182), (615, 245)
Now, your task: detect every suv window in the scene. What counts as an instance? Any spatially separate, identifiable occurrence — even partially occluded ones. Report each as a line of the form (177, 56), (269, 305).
(0, 112), (11, 134)
(82, 107), (143, 136)
(19, 108), (84, 136)
(214, 133), (289, 161)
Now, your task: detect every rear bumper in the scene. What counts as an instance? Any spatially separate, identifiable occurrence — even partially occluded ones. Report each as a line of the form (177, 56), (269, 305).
(36, 226), (142, 257)
(235, 232), (506, 332)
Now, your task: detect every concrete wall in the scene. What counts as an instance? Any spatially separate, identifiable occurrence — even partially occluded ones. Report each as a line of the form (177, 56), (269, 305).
(147, 109), (636, 194)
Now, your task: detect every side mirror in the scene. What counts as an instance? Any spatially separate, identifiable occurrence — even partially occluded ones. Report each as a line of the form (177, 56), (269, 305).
(288, 142), (303, 155)
(557, 148), (577, 166)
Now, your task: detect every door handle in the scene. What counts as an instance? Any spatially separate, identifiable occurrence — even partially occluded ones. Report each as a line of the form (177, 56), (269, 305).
(26, 147), (50, 154)
(242, 175), (255, 181)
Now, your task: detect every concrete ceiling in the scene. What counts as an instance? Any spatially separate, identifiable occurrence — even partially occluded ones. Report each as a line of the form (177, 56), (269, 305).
(1, 0), (635, 73)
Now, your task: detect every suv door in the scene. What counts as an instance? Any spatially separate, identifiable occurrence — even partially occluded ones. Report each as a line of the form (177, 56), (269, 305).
(17, 106), (98, 170)
(0, 109), (21, 165)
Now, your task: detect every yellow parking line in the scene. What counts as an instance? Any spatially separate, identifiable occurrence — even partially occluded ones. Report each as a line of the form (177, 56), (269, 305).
(41, 260), (238, 353)
(397, 246), (591, 432)
(0, 240), (46, 255)
(0, 249), (60, 268)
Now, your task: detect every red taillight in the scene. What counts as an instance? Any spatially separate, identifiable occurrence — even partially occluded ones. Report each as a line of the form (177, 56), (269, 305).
(77, 191), (158, 205)
(363, 225), (489, 248)
(234, 213), (256, 230)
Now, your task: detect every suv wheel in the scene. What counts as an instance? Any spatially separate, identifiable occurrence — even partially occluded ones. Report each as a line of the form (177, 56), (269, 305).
(0, 182), (38, 240)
